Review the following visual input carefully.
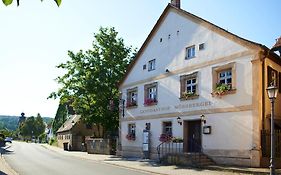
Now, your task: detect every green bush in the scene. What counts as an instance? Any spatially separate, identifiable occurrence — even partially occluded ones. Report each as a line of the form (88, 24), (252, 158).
(49, 137), (58, 146)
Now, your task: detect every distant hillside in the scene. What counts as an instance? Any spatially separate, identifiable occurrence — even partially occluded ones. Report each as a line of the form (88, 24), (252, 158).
(0, 115), (53, 131)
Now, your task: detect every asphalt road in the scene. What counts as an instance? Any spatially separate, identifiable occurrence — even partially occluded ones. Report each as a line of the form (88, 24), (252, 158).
(3, 142), (151, 175)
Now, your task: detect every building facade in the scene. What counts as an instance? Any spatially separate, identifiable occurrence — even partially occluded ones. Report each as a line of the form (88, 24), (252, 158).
(57, 115), (100, 151)
(118, 2), (281, 167)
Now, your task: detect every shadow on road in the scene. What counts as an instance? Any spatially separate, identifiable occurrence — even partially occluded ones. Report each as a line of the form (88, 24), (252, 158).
(0, 171), (8, 175)
(0, 145), (14, 155)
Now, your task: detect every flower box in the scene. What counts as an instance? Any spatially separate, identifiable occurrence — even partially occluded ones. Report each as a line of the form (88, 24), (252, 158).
(126, 134), (136, 141)
(126, 101), (137, 108)
(159, 133), (172, 142)
(144, 98), (157, 106)
(212, 83), (235, 97)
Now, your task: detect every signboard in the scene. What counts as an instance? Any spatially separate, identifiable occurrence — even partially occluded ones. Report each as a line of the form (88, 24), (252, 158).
(143, 143), (149, 151)
(143, 131), (149, 144)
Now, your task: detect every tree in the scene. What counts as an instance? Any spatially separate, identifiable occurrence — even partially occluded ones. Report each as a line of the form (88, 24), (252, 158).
(2, 0), (61, 6)
(19, 114), (46, 140)
(49, 27), (135, 138)
(34, 113), (45, 138)
(20, 116), (36, 139)
(52, 102), (68, 134)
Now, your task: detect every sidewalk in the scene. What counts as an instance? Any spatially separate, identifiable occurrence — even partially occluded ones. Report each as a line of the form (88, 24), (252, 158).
(0, 146), (18, 175)
(42, 144), (281, 175)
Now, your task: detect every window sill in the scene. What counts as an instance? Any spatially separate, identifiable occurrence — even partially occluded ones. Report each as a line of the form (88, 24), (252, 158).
(179, 94), (199, 101)
(185, 56), (196, 60)
(211, 89), (236, 97)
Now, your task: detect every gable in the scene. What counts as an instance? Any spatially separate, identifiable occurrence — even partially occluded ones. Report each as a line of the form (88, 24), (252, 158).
(120, 5), (262, 88)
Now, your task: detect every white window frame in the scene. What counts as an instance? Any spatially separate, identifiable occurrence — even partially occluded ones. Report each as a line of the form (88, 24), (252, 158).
(186, 45), (195, 59)
(129, 91), (137, 103)
(148, 86), (157, 100)
(186, 77), (197, 94)
(148, 59), (156, 71)
(218, 69), (232, 85)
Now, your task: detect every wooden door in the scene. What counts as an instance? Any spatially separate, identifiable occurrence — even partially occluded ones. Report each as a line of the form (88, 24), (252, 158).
(185, 120), (201, 152)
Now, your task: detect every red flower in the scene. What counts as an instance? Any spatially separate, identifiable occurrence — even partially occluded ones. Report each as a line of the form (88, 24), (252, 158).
(159, 133), (172, 142)
(144, 98), (157, 106)
(126, 101), (137, 107)
(126, 134), (136, 141)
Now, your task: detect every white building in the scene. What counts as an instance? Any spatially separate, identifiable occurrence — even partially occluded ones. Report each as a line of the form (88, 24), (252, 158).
(118, 1), (281, 167)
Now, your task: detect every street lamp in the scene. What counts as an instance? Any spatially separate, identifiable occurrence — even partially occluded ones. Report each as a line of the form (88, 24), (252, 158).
(266, 85), (278, 175)
(200, 115), (206, 124)
(177, 116), (182, 125)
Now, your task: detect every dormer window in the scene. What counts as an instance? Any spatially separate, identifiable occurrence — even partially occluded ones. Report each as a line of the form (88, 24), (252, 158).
(186, 45), (195, 59)
(148, 59), (156, 71)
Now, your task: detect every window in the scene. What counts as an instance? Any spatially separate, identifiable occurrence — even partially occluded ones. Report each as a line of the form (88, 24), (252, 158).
(126, 123), (136, 140)
(126, 87), (138, 107)
(186, 45), (195, 59)
(180, 72), (198, 100)
(143, 64), (146, 70)
(148, 86), (157, 99)
(163, 121), (172, 136)
(218, 69), (232, 85)
(199, 43), (205, 50)
(144, 82), (158, 106)
(267, 66), (278, 87)
(212, 62), (236, 96)
(148, 59), (156, 71)
(128, 123), (136, 135)
(186, 78), (197, 94)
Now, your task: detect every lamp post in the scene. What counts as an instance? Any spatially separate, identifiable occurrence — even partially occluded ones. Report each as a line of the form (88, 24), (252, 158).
(266, 85), (278, 175)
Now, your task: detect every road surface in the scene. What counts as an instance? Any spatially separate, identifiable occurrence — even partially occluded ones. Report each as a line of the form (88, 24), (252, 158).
(3, 142), (151, 175)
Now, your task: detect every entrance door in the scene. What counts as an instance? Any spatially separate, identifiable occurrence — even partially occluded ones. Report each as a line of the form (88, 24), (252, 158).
(185, 120), (202, 152)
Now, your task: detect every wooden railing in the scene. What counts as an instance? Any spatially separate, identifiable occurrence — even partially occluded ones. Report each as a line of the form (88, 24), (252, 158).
(261, 130), (281, 158)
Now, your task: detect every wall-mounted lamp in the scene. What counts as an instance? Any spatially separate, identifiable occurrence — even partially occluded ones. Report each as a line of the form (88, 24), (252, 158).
(200, 115), (206, 124)
(177, 116), (183, 125)
(166, 69), (170, 73)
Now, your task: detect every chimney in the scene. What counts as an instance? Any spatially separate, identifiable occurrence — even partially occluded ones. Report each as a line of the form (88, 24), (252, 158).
(271, 36), (281, 56)
(171, 0), (181, 9)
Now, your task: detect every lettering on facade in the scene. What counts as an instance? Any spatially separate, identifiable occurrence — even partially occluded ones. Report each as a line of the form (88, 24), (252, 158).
(174, 101), (212, 109)
(140, 106), (171, 114)
(139, 101), (212, 114)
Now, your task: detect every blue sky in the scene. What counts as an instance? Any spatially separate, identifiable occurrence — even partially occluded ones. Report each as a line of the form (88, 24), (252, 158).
(0, 0), (280, 117)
